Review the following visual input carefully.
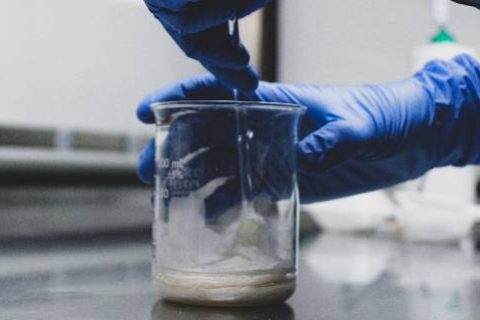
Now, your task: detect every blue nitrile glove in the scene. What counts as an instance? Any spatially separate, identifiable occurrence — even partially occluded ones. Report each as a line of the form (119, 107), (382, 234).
(451, 0), (480, 9)
(138, 54), (480, 208)
(143, 0), (270, 91)
(140, 102), (299, 221)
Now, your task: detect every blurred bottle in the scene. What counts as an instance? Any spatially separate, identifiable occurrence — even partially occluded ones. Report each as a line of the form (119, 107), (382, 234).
(392, 0), (480, 244)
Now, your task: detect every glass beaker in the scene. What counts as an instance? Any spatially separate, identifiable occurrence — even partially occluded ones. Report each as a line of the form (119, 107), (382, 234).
(151, 101), (305, 307)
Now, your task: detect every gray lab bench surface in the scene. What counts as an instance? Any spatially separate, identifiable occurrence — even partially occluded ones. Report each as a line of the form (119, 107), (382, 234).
(1, 232), (480, 320)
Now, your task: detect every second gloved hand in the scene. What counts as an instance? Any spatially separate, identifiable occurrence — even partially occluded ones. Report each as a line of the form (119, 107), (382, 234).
(451, 0), (480, 9)
(138, 54), (480, 207)
(144, 0), (270, 91)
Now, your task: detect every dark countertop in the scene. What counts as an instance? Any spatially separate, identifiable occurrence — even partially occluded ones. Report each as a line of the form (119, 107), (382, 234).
(1, 232), (480, 320)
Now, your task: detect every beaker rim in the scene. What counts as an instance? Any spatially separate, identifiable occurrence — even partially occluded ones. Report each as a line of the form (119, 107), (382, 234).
(150, 100), (307, 113)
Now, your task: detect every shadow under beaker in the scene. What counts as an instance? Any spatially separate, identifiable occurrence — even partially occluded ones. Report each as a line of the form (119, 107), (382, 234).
(151, 299), (295, 320)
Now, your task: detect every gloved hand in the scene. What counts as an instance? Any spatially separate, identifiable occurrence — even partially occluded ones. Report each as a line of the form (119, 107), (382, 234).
(143, 0), (270, 91)
(142, 103), (299, 221)
(451, 0), (480, 9)
(138, 54), (480, 205)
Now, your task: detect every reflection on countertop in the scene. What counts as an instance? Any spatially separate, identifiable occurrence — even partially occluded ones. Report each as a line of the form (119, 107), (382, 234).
(151, 301), (295, 320)
(1, 232), (480, 319)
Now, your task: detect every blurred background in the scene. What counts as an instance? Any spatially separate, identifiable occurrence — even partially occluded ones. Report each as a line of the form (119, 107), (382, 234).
(2, 1), (480, 319)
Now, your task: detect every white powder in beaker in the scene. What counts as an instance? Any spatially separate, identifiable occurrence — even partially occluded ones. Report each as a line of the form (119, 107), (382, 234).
(154, 268), (296, 307)
(153, 176), (296, 306)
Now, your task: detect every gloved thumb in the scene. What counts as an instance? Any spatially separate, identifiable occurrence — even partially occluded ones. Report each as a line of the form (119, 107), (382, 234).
(297, 120), (368, 174)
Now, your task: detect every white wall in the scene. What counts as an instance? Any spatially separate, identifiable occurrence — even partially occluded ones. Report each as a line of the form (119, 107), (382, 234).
(0, 0), (266, 135)
(279, 0), (480, 85)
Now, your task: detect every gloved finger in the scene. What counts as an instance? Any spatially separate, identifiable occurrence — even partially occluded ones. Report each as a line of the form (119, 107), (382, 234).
(243, 81), (323, 108)
(148, 0), (270, 35)
(153, 106), (238, 167)
(146, 106), (239, 191)
(161, 21), (259, 91)
(184, 147), (238, 180)
(161, 145), (238, 190)
(296, 166), (369, 204)
(251, 163), (294, 202)
(204, 64), (259, 91)
(137, 140), (156, 184)
(451, 0), (480, 9)
(138, 141), (238, 193)
(162, 22), (251, 70)
(245, 110), (299, 201)
(297, 154), (424, 204)
(145, 0), (192, 12)
(137, 74), (233, 124)
(204, 178), (241, 223)
(297, 120), (370, 174)
(204, 167), (294, 222)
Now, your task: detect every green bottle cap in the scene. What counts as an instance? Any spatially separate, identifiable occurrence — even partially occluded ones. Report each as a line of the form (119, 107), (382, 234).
(431, 27), (456, 43)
